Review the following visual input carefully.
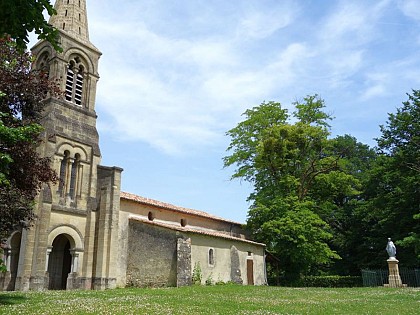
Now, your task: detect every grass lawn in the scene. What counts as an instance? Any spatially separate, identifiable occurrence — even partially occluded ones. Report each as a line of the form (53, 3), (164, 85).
(0, 285), (419, 315)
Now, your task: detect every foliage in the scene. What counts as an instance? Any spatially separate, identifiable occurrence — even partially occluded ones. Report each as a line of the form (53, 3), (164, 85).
(293, 275), (363, 288)
(224, 95), (369, 280)
(358, 90), (420, 266)
(0, 38), (58, 238)
(0, 247), (6, 273)
(0, 286), (419, 314)
(249, 200), (340, 280)
(377, 90), (420, 260)
(0, 0), (60, 51)
(205, 273), (213, 286)
(192, 262), (202, 285)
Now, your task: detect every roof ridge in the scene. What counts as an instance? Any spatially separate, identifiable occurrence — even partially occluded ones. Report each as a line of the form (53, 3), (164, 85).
(120, 191), (243, 225)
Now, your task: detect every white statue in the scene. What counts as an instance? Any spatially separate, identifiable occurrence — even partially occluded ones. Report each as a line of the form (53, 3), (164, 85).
(386, 238), (397, 258)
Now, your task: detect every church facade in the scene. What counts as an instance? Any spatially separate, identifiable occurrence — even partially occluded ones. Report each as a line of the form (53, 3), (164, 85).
(0, 0), (266, 291)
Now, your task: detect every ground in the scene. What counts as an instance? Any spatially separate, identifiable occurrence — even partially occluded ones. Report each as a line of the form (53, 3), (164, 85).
(0, 286), (419, 314)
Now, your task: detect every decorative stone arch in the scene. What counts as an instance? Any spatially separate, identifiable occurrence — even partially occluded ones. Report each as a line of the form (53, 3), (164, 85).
(56, 142), (88, 162)
(56, 143), (88, 199)
(47, 224), (84, 250)
(63, 47), (96, 75)
(47, 225), (84, 290)
(34, 46), (53, 73)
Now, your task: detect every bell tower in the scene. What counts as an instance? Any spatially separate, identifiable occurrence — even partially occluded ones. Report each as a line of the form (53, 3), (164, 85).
(12, 0), (122, 291)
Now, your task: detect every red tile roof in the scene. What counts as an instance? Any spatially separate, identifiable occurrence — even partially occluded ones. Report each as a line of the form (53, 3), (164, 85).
(120, 191), (242, 225)
(128, 215), (265, 247)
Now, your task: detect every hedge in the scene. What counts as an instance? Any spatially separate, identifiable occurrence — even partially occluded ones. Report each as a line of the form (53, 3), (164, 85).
(292, 275), (363, 288)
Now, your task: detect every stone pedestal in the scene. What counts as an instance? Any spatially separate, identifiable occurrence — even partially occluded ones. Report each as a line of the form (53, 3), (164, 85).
(386, 258), (403, 288)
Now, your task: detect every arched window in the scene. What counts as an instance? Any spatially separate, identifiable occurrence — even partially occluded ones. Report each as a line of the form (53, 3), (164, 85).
(69, 153), (80, 198)
(37, 52), (50, 80)
(180, 218), (187, 227)
(58, 151), (82, 201)
(148, 212), (154, 221)
(208, 248), (214, 266)
(65, 58), (85, 106)
(59, 151), (70, 196)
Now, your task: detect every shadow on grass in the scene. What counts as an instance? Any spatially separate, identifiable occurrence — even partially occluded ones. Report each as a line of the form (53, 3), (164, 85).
(0, 293), (27, 305)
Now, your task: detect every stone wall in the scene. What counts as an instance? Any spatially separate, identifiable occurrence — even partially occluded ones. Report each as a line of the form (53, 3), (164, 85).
(126, 221), (178, 287)
(190, 234), (266, 285)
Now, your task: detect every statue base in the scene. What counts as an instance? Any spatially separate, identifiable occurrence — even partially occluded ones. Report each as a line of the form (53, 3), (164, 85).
(384, 258), (405, 288)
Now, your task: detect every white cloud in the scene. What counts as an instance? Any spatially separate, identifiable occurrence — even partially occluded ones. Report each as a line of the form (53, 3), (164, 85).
(85, 0), (420, 156)
(237, 5), (297, 40)
(398, 0), (420, 21)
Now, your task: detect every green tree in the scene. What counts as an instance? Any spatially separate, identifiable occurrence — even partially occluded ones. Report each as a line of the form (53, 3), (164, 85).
(313, 135), (377, 274)
(366, 90), (420, 263)
(0, 0), (59, 51)
(0, 38), (58, 239)
(225, 95), (355, 282)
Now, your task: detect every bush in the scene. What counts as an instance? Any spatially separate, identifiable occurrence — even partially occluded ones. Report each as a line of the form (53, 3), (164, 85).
(293, 275), (362, 288)
(0, 248), (6, 272)
(192, 262), (202, 285)
(205, 273), (213, 286)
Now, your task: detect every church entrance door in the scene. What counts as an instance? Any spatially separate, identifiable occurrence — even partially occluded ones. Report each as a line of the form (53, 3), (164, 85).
(48, 234), (72, 290)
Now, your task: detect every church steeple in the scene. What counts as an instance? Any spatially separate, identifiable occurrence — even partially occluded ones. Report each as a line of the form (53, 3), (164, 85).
(49, 0), (90, 43)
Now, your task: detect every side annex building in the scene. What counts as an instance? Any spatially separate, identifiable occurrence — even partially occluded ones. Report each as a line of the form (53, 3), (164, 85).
(0, 0), (266, 291)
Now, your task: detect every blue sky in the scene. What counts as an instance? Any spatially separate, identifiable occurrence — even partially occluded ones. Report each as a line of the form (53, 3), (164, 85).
(41, 0), (420, 222)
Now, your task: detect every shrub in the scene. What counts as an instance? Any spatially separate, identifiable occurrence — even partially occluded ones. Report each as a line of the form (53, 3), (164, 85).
(192, 262), (202, 285)
(0, 248), (6, 272)
(294, 275), (362, 288)
(205, 273), (213, 286)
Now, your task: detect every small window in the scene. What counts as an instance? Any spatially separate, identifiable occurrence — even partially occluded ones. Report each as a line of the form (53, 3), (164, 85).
(208, 248), (214, 266)
(148, 212), (154, 221)
(180, 219), (187, 227)
(63, 23), (65, 30)
(247, 251), (252, 257)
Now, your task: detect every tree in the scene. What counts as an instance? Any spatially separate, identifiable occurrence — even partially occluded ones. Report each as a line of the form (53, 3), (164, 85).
(367, 90), (420, 262)
(0, 38), (58, 239)
(224, 95), (356, 282)
(0, 0), (59, 51)
(313, 135), (377, 274)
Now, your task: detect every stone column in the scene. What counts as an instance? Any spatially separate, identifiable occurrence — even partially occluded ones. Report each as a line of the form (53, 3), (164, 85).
(4, 247), (11, 271)
(70, 250), (80, 273)
(387, 258), (403, 288)
(45, 247), (52, 271)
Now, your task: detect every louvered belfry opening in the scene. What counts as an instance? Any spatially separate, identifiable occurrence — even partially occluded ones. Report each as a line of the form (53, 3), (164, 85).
(65, 58), (84, 106)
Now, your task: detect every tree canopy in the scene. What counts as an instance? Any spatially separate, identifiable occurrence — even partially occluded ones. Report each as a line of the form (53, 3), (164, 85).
(225, 92), (420, 282)
(225, 95), (361, 281)
(0, 0), (59, 51)
(368, 90), (420, 261)
(0, 38), (59, 239)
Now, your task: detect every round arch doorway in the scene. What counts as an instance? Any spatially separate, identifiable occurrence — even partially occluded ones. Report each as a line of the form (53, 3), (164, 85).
(47, 234), (72, 290)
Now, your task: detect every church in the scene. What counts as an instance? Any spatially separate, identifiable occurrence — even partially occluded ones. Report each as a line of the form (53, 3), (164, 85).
(0, 0), (266, 291)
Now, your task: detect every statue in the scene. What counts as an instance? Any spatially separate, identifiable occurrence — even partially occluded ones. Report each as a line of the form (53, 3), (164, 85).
(386, 238), (397, 258)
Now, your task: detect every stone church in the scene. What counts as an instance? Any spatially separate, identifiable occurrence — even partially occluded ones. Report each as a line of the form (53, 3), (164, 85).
(0, 0), (266, 291)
